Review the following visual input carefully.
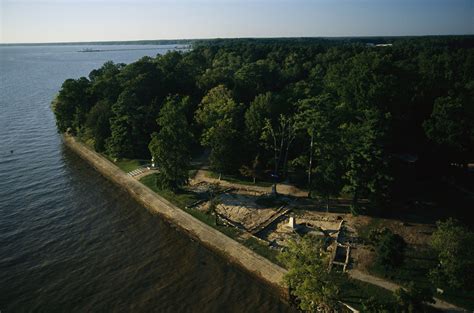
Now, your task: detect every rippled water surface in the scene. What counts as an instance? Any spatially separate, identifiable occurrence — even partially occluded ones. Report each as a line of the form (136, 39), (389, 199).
(0, 45), (292, 312)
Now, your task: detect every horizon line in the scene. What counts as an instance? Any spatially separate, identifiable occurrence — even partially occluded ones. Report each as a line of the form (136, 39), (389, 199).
(1, 34), (473, 46)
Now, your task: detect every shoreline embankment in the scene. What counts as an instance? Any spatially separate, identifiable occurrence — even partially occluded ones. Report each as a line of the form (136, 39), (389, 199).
(62, 135), (289, 299)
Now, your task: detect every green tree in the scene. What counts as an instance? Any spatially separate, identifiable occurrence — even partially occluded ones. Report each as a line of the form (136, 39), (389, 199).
(148, 95), (193, 190)
(234, 60), (276, 103)
(312, 157), (345, 211)
(429, 218), (474, 289)
(261, 114), (297, 178)
(278, 236), (343, 312)
(106, 89), (143, 158)
(244, 92), (274, 170)
(341, 108), (392, 214)
(325, 52), (395, 212)
(85, 100), (112, 152)
(197, 51), (241, 92)
(206, 118), (240, 174)
(245, 92), (273, 146)
(52, 77), (92, 133)
(89, 61), (124, 103)
(295, 95), (344, 204)
(423, 96), (474, 168)
(195, 85), (241, 173)
(325, 51), (395, 114)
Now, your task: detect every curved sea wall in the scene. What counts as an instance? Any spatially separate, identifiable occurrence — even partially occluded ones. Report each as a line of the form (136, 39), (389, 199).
(63, 135), (288, 299)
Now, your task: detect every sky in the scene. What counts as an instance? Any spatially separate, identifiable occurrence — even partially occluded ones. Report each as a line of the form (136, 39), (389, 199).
(0, 0), (473, 44)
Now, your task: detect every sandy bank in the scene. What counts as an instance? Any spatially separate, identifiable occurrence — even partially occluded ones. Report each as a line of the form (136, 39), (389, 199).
(62, 135), (288, 299)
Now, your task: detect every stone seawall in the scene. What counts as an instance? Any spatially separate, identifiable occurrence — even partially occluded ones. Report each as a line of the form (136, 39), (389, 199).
(62, 135), (288, 299)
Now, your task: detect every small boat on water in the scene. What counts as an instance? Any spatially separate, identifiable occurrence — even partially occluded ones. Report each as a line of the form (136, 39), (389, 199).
(78, 48), (101, 53)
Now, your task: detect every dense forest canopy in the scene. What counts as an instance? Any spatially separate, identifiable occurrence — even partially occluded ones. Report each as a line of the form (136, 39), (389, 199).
(53, 36), (474, 210)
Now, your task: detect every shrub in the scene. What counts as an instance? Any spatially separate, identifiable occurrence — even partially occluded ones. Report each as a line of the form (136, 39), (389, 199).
(370, 227), (406, 272)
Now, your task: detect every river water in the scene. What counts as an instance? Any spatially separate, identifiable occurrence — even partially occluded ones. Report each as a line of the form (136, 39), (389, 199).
(0, 45), (292, 312)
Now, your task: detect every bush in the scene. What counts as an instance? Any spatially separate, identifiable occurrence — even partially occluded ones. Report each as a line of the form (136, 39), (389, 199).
(370, 228), (406, 272)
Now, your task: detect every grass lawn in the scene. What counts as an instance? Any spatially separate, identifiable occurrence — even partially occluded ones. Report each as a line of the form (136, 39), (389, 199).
(140, 174), (201, 208)
(114, 158), (148, 173)
(185, 208), (243, 239)
(78, 137), (147, 173)
(207, 171), (274, 187)
(242, 237), (283, 267)
(140, 173), (242, 240)
(188, 169), (198, 179)
(339, 279), (397, 311)
(81, 137), (95, 148)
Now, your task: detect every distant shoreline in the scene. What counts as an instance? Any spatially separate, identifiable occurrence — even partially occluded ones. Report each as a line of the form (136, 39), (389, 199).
(62, 134), (289, 300)
(2, 34), (472, 47)
(77, 46), (190, 53)
(0, 39), (194, 47)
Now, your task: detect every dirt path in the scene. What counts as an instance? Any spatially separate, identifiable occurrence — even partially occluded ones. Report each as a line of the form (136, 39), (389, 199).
(192, 169), (308, 197)
(348, 270), (468, 312)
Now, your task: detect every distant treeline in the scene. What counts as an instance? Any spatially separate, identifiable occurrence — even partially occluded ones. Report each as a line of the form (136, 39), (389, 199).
(4, 35), (474, 47)
(53, 36), (474, 211)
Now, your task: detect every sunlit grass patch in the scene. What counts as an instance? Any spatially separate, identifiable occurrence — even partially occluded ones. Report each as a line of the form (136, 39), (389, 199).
(115, 159), (148, 173)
